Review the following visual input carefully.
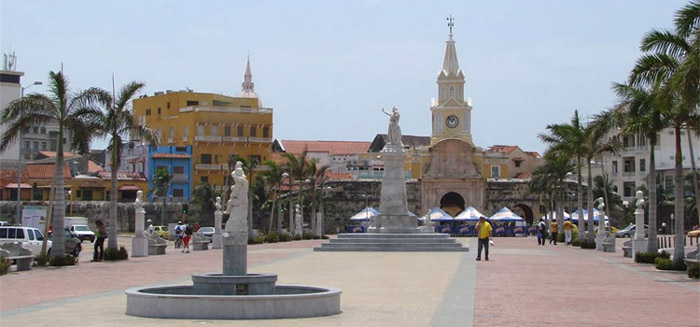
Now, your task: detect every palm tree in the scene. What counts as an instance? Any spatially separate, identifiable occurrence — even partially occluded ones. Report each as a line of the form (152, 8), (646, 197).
(630, 2), (699, 262)
(0, 71), (102, 258)
(529, 151), (574, 232)
(612, 81), (665, 252)
(283, 149), (311, 232)
(83, 81), (159, 250)
(260, 160), (285, 233)
(307, 160), (330, 237)
(149, 167), (172, 226)
(190, 182), (219, 227)
(540, 110), (588, 242)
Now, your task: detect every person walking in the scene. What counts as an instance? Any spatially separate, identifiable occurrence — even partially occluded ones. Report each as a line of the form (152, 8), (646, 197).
(549, 218), (559, 245)
(537, 219), (547, 246)
(146, 219), (154, 236)
(563, 218), (573, 245)
(174, 221), (184, 248)
(92, 220), (106, 262)
(475, 216), (492, 261)
(182, 222), (193, 253)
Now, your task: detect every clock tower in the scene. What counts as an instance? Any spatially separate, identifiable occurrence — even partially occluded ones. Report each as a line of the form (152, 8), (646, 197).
(430, 25), (473, 146)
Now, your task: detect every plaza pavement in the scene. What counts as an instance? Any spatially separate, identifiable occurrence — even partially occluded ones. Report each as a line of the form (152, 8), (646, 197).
(1, 235), (698, 327)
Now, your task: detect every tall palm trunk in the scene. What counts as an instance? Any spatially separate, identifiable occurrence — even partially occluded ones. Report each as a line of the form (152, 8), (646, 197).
(161, 196), (167, 226)
(52, 124), (66, 257)
(647, 142), (658, 252)
(268, 194), (276, 233)
(600, 158), (611, 232)
(673, 125), (685, 263)
(586, 159), (595, 242)
(687, 130), (700, 226)
(577, 156), (585, 242)
(108, 138), (119, 250)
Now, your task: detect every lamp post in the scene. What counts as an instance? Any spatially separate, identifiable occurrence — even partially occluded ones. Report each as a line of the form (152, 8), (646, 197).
(68, 190), (73, 216)
(16, 81), (43, 223)
(670, 213), (675, 235)
(279, 173), (289, 234)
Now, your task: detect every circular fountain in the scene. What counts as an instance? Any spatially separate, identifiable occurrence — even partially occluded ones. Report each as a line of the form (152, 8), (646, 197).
(125, 163), (341, 319)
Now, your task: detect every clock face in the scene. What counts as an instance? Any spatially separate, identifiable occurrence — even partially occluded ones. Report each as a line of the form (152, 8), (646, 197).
(446, 115), (459, 128)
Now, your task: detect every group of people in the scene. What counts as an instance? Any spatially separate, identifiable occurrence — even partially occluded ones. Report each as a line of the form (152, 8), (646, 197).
(173, 220), (197, 253)
(536, 218), (574, 246)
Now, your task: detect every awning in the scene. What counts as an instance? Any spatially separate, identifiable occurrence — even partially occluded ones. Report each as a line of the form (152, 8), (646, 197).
(118, 185), (141, 191)
(4, 183), (32, 189)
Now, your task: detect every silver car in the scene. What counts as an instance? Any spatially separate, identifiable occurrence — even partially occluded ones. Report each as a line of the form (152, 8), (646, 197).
(615, 224), (649, 238)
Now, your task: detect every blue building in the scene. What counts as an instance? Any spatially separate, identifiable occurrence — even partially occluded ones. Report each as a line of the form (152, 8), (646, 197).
(148, 145), (192, 202)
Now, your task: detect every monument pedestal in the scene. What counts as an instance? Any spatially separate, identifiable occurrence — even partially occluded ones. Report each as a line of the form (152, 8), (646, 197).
(632, 239), (648, 260)
(213, 233), (223, 249)
(223, 232), (247, 276)
(132, 235), (149, 257)
(213, 209), (223, 249)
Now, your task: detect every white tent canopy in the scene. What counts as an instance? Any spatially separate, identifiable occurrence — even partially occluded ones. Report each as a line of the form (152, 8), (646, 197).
(349, 207), (380, 221)
(420, 207), (453, 221)
(489, 207), (526, 226)
(455, 206), (486, 221)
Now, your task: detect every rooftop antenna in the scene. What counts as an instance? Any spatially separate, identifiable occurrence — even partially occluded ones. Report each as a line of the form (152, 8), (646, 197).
(447, 15), (455, 36)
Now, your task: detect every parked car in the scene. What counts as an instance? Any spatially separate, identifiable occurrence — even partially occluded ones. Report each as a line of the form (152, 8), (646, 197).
(59, 228), (82, 257)
(0, 226), (52, 257)
(69, 224), (95, 243)
(198, 227), (215, 243)
(615, 224), (649, 238)
(152, 226), (169, 239)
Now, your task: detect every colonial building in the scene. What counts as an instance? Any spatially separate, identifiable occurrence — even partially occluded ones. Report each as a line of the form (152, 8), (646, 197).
(133, 58), (273, 198)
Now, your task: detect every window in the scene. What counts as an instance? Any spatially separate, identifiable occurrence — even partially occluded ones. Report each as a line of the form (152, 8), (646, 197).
(169, 127), (174, 140)
(76, 190), (82, 198)
(490, 165), (500, 178)
(167, 102), (170, 109)
(82, 190), (93, 201)
(175, 146), (187, 152)
(213, 100), (230, 107)
(612, 185), (618, 193)
(186, 100), (199, 106)
(457, 86), (462, 99)
(0, 228), (6, 238)
(623, 182), (636, 197)
(146, 109), (151, 115)
(41, 127), (46, 134)
(33, 141), (39, 149)
(237, 126), (244, 137)
(41, 142), (47, 150)
(639, 159), (646, 172)
(173, 189), (184, 197)
(224, 126), (231, 137)
(16, 228), (24, 239)
(623, 136), (634, 148)
(665, 176), (673, 190)
(183, 126), (189, 139)
(211, 126), (218, 136)
(157, 107), (161, 114)
(623, 158), (635, 172)
(249, 155), (261, 165)
(250, 127), (257, 137)
(24, 141), (30, 149)
(514, 160), (522, 168)
(440, 86), (445, 100)
(201, 154), (212, 164)
(27, 229), (35, 241)
(612, 161), (618, 173)
(198, 125), (205, 136)
(201, 176), (209, 183)
(263, 127), (269, 138)
(449, 86), (455, 97)
(34, 230), (44, 240)
(33, 126), (39, 134)
(173, 166), (184, 174)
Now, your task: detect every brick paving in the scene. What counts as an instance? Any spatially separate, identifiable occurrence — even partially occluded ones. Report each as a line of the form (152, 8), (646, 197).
(0, 235), (698, 326)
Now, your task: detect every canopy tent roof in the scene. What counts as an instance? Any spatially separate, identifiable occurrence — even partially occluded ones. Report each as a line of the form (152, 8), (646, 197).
(420, 207), (453, 221)
(455, 206), (486, 221)
(570, 209), (609, 222)
(489, 207), (525, 222)
(349, 207), (380, 221)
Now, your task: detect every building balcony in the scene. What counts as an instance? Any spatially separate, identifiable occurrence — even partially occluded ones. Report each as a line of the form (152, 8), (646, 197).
(167, 138), (174, 144)
(222, 136), (247, 142)
(172, 174), (189, 182)
(179, 106), (272, 114)
(619, 145), (650, 154)
(195, 164), (223, 170)
(622, 171), (637, 177)
(194, 135), (222, 142)
(248, 137), (272, 143)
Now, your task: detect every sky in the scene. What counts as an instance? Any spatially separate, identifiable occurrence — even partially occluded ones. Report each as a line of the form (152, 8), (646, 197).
(0, 0), (691, 155)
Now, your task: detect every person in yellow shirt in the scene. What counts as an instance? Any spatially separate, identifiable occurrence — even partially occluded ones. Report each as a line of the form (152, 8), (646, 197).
(550, 218), (559, 245)
(563, 218), (573, 245)
(475, 216), (493, 261)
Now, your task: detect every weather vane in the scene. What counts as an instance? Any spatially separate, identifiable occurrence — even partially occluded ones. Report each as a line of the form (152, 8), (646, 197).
(447, 15), (455, 35)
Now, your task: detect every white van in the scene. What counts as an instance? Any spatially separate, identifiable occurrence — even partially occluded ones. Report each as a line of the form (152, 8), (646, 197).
(0, 226), (53, 257)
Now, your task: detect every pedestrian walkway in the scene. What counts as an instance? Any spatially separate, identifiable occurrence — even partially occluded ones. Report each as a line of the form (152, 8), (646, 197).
(1, 236), (698, 326)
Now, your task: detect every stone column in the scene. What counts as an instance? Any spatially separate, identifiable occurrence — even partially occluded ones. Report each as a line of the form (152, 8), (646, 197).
(132, 190), (149, 257)
(222, 232), (247, 276)
(368, 144), (417, 234)
(212, 196), (223, 249)
(632, 191), (647, 259)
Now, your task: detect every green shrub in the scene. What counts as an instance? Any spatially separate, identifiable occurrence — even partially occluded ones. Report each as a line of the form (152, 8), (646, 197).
(104, 246), (129, 261)
(687, 263), (699, 279)
(294, 234), (303, 241)
(321, 235), (329, 240)
(0, 256), (9, 275)
(654, 257), (687, 271)
(313, 235), (321, 240)
(635, 251), (670, 264)
(248, 236), (265, 245)
(50, 254), (77, 266)
(571, 238), (581, 247)
(34, 253), (50, 266)
(579, 240), (596, 249)
(279, 233), (292, 242)
(264, 232), (279, 243)
(303, 231), (313, 240)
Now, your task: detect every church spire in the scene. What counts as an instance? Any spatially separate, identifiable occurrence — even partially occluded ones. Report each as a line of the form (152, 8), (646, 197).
(239, 55), (257, 98)
(441, 19), (461, 77)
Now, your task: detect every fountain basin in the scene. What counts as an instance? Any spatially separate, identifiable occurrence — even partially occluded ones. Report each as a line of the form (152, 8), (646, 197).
(192, 273), (277, 295)
(125, 284), (342, 319)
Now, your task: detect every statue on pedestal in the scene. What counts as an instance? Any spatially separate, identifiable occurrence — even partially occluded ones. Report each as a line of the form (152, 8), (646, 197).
(224, 162), (249, 234)
(294, 204), (303, 236)
(135, 190), (145, 237)
(382, 107), (402, 147)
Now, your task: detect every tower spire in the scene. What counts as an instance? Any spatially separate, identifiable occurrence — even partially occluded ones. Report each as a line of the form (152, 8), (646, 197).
(239, 55), (257, 98)
(441, 19), (460, 77)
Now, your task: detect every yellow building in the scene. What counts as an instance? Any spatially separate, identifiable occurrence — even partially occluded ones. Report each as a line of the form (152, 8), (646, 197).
(133, 59), (273, 194)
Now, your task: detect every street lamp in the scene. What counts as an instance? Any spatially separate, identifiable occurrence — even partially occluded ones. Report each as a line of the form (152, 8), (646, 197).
(68, 190), (73, 216)
(279, 173), (289, 234)
(670, 213), (675, 235)
(16, 81), (43, 223)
